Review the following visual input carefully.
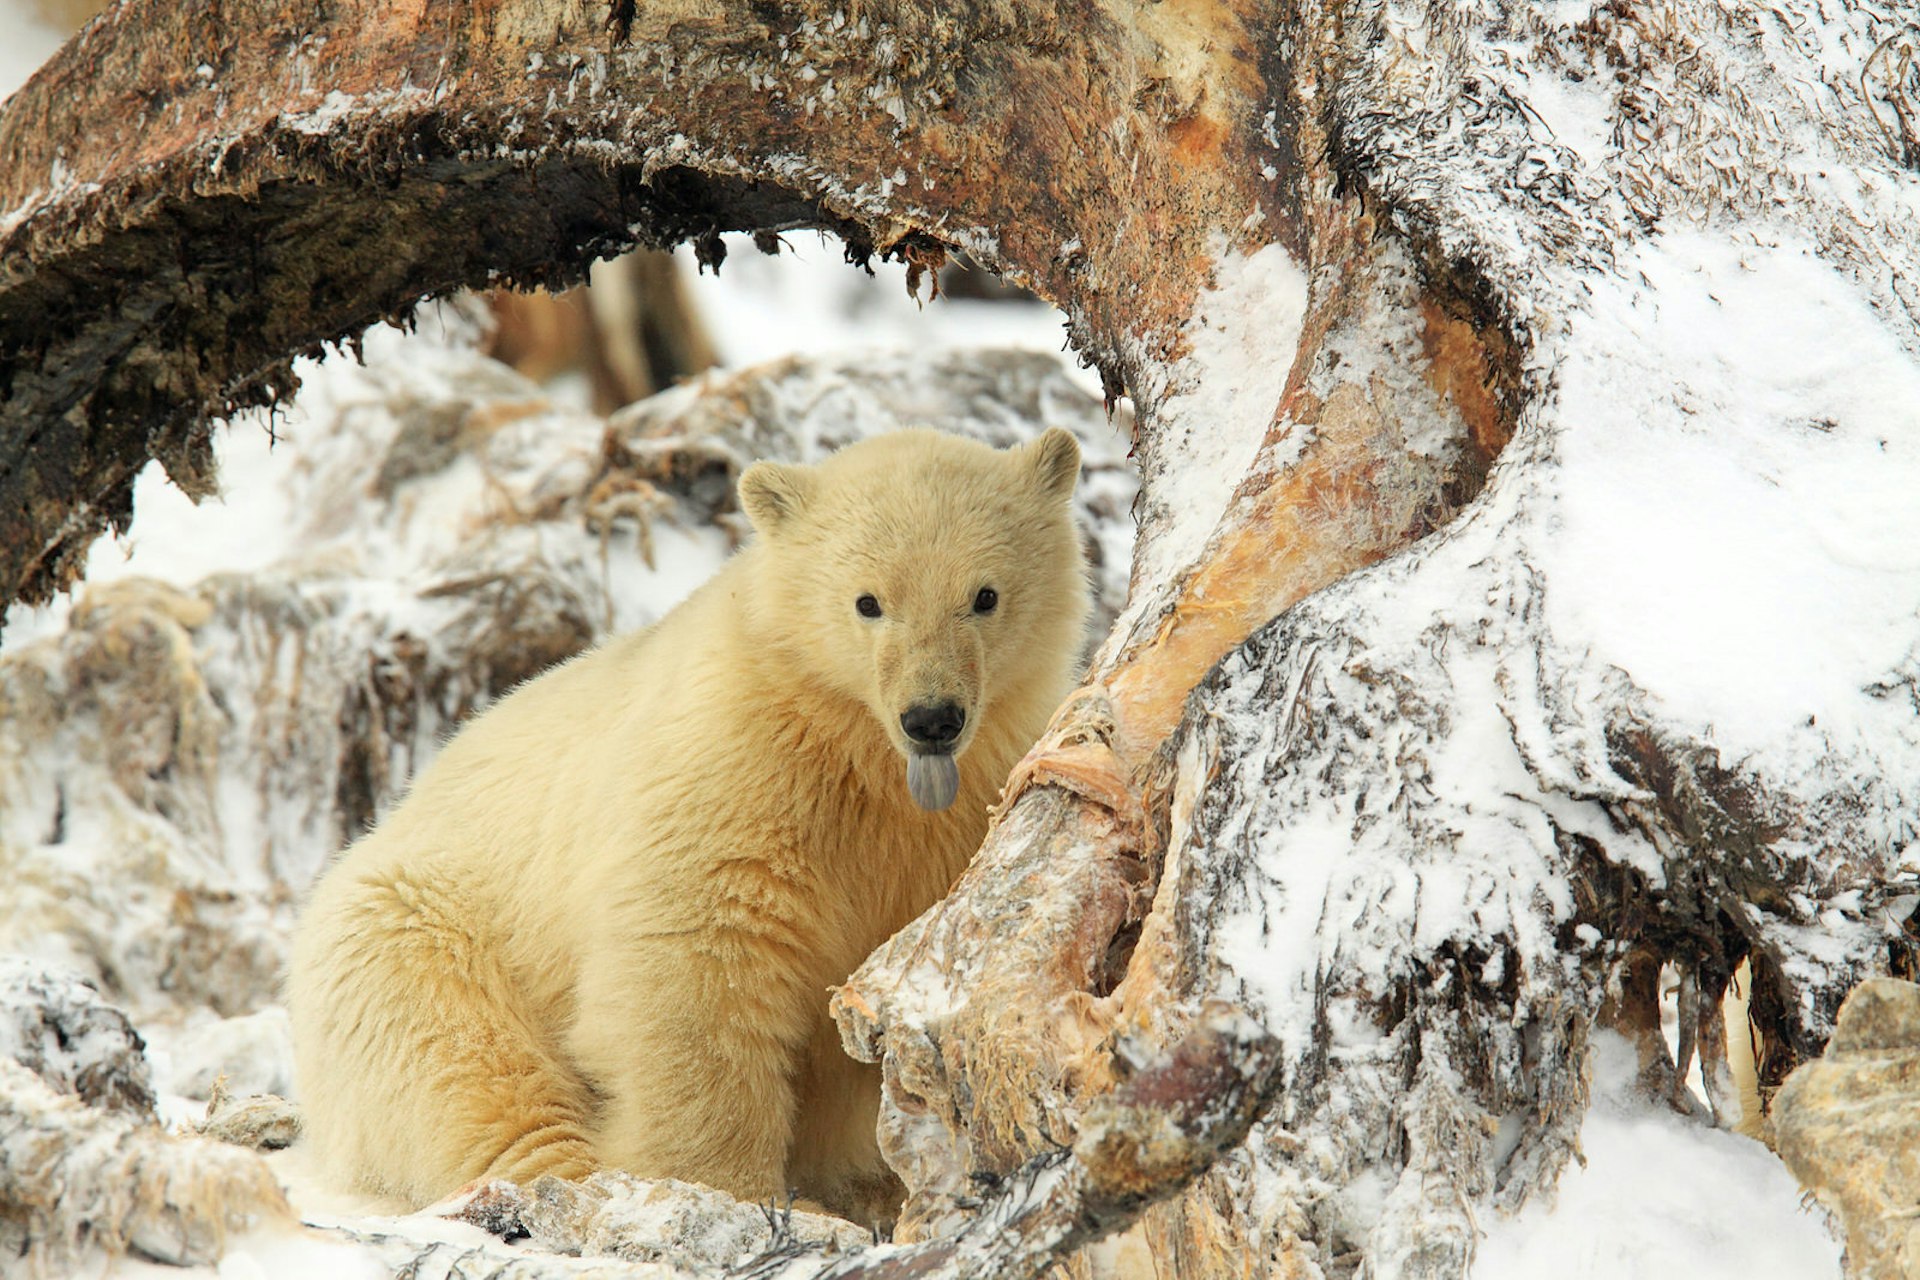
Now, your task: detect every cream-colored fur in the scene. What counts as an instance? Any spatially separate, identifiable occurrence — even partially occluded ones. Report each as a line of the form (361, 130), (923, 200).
(288, 428), (1090, 1220)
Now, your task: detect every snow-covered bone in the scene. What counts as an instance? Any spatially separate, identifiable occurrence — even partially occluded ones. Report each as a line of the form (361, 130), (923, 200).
(0, 957), (290, 1268)
(196, 1083), (303, 1151)
(0, 1057), (291, 1266)
(837, 0), (1920, 1274)
(0, 955), (155, 1117)
(477, 1172), (870, 1265)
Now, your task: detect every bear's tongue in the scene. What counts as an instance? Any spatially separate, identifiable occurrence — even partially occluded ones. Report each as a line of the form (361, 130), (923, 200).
(906, 753), (959, 811)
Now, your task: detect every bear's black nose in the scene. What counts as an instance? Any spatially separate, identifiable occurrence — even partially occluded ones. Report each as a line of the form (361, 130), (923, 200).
(901, 702), (966, 750)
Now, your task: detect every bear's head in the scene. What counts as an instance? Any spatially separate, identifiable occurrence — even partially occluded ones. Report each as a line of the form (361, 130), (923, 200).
(737, 427), (1088, 810)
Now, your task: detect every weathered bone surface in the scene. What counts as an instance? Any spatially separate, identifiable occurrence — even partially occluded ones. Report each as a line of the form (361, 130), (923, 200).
(0, 956), (155, 1117)
(1775, 979), (1920, 1280)
(833, 2), (1920, 1276)
(0, 1058), (293, 1267)
(447, 1172), (873, 1268)
(197, 1082), (304, 1152)
(0, 961), (291, 1269)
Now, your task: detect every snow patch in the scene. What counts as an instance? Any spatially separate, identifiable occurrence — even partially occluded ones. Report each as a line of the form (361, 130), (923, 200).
(1506, 57), (1615, 171)
(284, 89), (358, 134)
(1476, 1032), (1841, 1279)
(1121, 240), (1308, 630)
(1543, 227), (1920, 755)
(1214, 804), (1351, 1035)
(152, 1007), (296, 1102)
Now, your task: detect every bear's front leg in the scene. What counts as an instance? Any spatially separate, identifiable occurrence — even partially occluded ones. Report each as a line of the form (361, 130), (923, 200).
(290, 851), (606, 1205)
(788, 1010), (903, 1226)
(569, 922), (820, 1204)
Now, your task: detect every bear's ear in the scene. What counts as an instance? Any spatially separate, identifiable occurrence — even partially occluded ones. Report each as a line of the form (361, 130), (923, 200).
(737, 461), (815, 534)
(1018, 427), (1082, 502)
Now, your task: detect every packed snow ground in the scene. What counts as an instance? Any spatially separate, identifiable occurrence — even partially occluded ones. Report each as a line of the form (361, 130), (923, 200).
(0, 15), (1852, 1280)
(1476, 1036), (1838, 1279)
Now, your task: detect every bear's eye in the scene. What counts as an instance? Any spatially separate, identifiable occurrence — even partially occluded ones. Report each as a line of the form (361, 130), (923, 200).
(856, 594), (883, 619)
(973, 587), (998, 614)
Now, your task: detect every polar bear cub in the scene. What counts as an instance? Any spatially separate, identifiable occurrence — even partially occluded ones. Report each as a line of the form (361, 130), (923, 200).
(288, 427), (1090, 1220)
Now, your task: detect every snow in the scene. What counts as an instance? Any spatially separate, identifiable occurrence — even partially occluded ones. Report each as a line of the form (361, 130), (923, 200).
(286, 88), (359, 134)
(1543, 227), (1920, 756)
(1124, 241), (1307, 609)
(1207, 623), (1591, 1053)
(158, 1007), (296, 1101)
(1476, 1033), (1840, 1279)
(1204, 731), (1353, 1024)
(1091, 237), (1311, 658)
(1496, 51), (1615, 172)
